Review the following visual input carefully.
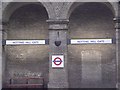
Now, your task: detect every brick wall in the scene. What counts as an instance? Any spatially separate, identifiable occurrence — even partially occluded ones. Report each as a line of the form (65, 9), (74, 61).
(68, 3), (116, 88)
(4, 4), (49, 87)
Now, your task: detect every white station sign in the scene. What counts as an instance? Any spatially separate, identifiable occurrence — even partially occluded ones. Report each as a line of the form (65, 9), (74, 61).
(71, 39), (112, 44)
(6, 40), (45, 45)
(52, 55), (64, 68)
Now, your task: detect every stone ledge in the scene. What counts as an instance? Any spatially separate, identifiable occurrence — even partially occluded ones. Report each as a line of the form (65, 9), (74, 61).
(49, 24), (68, 30)
(46, 19), (69, 24)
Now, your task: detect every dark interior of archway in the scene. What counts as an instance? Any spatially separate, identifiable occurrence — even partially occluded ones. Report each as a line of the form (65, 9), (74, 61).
(68, 2), (116, 88)
(4, 4), (49, 88)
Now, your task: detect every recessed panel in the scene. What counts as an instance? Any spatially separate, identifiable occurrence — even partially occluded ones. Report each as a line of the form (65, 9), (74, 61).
(81, 50), (101, 87)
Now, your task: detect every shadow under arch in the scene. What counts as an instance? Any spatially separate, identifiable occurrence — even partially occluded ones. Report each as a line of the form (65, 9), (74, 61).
(67, 2), (115, 19)
(2, 2), (49, 23)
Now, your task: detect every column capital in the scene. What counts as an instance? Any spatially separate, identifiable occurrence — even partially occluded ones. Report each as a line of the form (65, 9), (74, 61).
(113, 17), (120, 29)
(1, 22), (9, 32)
(46, 19), (69, 30)
(113, 17), (120, 23)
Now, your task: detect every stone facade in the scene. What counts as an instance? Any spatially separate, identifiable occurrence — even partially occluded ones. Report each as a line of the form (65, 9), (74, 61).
(0, 0), (120, 89)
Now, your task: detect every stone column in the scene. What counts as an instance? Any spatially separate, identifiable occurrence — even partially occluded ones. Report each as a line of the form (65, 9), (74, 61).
(0, 21), (7, 89)
(2, 22), (8, 88)
(47, 19), (69, 88)
(114, 17), (120, 89)
(0, 25), (2, 90)
(0, 1), (2, 89)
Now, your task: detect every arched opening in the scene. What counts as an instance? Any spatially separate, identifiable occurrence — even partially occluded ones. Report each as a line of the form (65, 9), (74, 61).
(2, 2), (49, 88)
(68, 2), (116, 88)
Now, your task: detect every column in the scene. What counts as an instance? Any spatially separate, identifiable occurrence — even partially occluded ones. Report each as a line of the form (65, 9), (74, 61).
(114, 17), (120, 89)
(47, 19), (69, 88)
(0, 1), (2, 89)
(0, 21), (7, 89)
(2, 22), (8, 88)
(0, 24), (2, 90)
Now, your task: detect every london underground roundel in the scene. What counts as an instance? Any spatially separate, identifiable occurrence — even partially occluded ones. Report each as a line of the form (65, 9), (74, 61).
(52, 55), (64, 68)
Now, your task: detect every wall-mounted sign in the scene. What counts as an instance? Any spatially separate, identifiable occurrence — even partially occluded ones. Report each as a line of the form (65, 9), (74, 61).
(71, 39), (112, 44)
(52, 55), (64, 68)
(6, 40), (46, 45)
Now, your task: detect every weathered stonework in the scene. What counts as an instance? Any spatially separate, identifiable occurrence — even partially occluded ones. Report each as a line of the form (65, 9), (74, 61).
(0, 1), (120, 89)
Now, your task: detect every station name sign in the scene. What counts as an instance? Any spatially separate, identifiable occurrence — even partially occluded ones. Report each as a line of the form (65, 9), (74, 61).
(71, 39), (112, 44)
(6, 40), (46, 45)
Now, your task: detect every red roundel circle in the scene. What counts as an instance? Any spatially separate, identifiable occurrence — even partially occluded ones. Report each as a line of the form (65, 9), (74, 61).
(53, 57), (62, 66)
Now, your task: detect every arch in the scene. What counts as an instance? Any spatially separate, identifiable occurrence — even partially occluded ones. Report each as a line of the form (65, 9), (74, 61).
(61, 1), (117, 19)
(2, 2), (50, 88)
(68, 1), (116, 88)
(2, 2), (54, 22)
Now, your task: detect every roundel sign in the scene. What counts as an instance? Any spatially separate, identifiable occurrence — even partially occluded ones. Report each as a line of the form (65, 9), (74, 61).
(52, 55), (64, 68)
